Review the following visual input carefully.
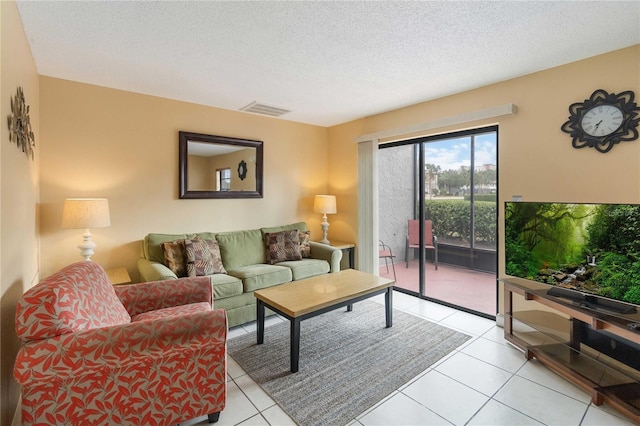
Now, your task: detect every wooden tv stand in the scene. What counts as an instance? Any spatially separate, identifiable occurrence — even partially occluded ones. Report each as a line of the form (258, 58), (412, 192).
(503, 278), (640, 423)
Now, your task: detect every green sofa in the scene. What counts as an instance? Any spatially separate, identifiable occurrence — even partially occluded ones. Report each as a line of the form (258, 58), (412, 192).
(137, 222), (342, 327)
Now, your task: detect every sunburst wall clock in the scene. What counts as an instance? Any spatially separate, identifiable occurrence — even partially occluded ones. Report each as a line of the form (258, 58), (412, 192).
(561, 89), (639, 153)
(8, 86), (35, 160)
(238, 160), (248, 180)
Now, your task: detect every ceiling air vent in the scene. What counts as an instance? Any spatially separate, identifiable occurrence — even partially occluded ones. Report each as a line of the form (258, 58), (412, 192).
(240, 101), (290, 117)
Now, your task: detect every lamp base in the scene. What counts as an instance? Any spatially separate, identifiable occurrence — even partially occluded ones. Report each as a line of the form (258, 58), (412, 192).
(77, 229), (96, 261)
(320, 215), (330, 245)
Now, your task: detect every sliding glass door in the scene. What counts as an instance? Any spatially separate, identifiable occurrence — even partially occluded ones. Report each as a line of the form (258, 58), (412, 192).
(378, 126), (498, 317)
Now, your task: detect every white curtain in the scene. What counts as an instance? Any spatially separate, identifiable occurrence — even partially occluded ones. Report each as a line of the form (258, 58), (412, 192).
(357, 139), (379, 274)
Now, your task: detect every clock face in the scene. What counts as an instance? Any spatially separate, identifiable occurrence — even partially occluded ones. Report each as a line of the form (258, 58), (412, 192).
(561, 89), (640, 153)
(580, 104), (624, 137)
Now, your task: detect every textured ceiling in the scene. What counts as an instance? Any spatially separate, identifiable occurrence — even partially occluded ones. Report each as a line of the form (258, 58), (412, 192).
(16, 1), (640, 127)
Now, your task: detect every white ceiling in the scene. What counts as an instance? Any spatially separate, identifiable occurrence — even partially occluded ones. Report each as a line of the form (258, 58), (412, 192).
(16, 1), (640, 127)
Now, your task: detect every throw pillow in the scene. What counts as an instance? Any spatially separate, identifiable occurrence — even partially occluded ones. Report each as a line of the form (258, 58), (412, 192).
(162, 239), (187, 277)
(299, 230), (311, 258)
(265, 229), (302, 264)
(184, 237), (227, 277)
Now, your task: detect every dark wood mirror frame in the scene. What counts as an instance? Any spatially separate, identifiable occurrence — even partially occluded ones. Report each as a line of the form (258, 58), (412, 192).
(179, 131), (264, 199)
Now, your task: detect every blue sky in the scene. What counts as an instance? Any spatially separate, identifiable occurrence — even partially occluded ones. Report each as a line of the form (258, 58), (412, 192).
(424, 133), (496, 172)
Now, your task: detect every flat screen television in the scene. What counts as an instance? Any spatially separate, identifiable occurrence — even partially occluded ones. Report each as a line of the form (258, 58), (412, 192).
(504, 201), (640, 316)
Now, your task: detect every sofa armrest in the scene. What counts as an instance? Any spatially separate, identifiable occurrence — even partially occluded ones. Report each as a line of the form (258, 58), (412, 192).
(137, 257), (177, 282)
(309, 241), (342, 273)
(14, 309), (227, 386)
(114, 276), (213, 316)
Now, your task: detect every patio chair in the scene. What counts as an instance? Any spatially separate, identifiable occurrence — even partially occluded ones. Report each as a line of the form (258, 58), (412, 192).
(379, 240), (397, 281)
(405, 219), (438, 269)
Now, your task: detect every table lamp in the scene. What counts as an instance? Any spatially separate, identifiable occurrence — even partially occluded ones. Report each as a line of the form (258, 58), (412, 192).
(313, 195), (337, 244)
(62, 198), (111, 261)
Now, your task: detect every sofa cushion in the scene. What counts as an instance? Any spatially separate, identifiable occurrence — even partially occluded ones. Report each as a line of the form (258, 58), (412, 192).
(15, 262), (131, 341)
(162, 239), (187, 277)
(264, 229), (302, 264)
(195, 232), (217, 241)
(216, 229), (265, 269)
(299, 230), (311, 258)
(277, 258), (330, 280)
(145, 233), (192, 263)
(130, 301), (211, 322)
(261, 221), (308, 234)
(184, 237), (226, 276)
(208, 273), (243, 300)
(262, 222), (310, 258)
(226, 264), (292, 292)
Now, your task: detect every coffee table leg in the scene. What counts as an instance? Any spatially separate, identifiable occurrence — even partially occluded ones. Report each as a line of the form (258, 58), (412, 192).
(385, 287), (393, 328)
(291, 318), (301, 373)
(257, 300), (265, 344)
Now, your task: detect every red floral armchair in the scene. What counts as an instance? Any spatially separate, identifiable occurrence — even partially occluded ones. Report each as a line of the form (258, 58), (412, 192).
(14, 261), (227, 425)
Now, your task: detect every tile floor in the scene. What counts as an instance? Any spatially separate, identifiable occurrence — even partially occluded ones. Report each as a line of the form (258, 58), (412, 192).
(183, 291), (635, 426)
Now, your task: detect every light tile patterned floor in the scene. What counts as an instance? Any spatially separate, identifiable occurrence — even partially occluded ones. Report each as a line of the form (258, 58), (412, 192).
(182, 291), (635, 426)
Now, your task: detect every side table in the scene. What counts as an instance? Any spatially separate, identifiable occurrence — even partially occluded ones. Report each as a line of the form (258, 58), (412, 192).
(327, 240), (355, 270)
(105, 267), (132, 285)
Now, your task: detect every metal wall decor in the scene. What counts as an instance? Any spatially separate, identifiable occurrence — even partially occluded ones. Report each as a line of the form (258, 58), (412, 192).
(8, 86), (35, 160)
(237, 160), (247, 180)
(561, 89), (640, 153)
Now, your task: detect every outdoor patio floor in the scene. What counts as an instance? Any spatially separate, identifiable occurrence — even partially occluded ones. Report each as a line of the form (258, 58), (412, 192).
(379, 258), (497, 316)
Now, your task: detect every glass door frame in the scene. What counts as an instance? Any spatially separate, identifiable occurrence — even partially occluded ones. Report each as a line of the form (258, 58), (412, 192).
(381, 125), (499, 318)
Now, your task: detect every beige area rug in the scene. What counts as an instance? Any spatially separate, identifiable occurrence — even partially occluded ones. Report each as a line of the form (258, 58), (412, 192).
(227, 300), (471, 426)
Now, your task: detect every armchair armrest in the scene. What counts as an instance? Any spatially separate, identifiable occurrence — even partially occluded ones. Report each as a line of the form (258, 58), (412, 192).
(14, 309), (227, 386)
(309, 241), (342, 273)
(137, 258), (177, 282)
(114, 276), (212, 316)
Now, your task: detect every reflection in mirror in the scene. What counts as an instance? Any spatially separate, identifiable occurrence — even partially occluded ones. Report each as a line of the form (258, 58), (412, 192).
(179, 132), (263, 199)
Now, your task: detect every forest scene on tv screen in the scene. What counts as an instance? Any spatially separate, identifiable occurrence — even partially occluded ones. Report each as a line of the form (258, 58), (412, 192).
(505, 202), (640, 305)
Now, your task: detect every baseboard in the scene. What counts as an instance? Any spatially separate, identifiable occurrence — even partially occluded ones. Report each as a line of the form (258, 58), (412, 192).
(495, 313), (504, 328)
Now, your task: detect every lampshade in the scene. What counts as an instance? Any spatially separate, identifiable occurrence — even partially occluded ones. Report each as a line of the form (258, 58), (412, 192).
(62, 198), (111, 229)
(313, 195), (337, 214)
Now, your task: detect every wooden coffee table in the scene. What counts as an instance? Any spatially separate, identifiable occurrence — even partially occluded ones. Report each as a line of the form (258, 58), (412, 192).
(254, 269), (395, 373)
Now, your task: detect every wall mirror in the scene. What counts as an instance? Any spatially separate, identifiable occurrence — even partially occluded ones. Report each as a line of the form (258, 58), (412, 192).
(179, 131), (263, 199)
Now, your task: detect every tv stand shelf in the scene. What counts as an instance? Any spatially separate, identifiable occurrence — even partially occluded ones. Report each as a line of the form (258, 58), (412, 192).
(503, 278), (640, 424)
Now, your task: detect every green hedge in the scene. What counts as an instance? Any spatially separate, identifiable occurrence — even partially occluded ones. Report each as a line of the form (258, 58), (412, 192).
(424, 200), (496, 248)
(464, 194), (496, 202)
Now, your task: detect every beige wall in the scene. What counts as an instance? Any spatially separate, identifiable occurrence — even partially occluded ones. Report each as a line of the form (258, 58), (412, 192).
(1, 1), (40, 424)
(187, 154), (211, 190)
(327, 45), (640, 313)
(327, 119), (366, 245)
(207, 148), (257, 192)
(39, 78), (330, 281)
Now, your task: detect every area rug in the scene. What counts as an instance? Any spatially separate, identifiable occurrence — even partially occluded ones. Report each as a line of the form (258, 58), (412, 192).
(227, 300), (471, 426)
